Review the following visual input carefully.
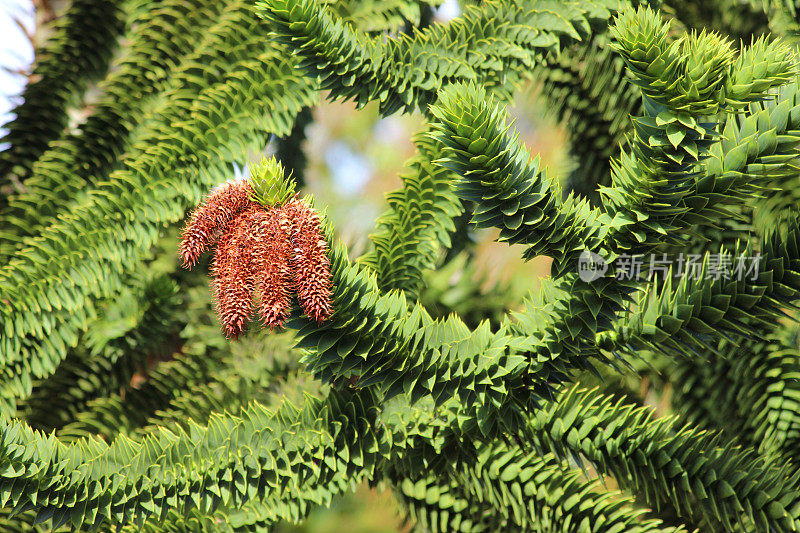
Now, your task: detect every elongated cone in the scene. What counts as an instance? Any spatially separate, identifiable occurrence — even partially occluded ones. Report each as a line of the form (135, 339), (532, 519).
(250, 207), (293, 329)
(211, 207), (261, 338)
(285, 198), (333, 322)
(180, 179), (255, 268)
(181, 173), (334, 336)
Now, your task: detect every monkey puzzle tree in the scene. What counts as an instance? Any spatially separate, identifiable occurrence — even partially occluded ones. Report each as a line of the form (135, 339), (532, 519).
(1, 0), (800, 531)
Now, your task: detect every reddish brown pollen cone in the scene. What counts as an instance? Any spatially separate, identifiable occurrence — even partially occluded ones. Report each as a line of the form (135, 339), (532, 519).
(180, 176), (334, 337)
(285, 199), (333, 322)
(211, 207), (260, 338)
(251, 208), (293, 329)
(180, 179), (255, 268)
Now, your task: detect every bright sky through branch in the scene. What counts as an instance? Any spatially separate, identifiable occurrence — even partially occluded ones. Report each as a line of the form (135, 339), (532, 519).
(0, 0), (34, 151)
(435, 0), (460, 20)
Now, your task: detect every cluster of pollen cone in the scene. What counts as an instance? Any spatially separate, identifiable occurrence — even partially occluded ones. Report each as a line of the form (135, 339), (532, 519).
(179, 166), (333, 338)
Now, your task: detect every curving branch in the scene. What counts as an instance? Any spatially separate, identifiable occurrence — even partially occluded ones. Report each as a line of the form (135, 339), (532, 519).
(0, 0), (129, 200)
(256, 0), (627, 115)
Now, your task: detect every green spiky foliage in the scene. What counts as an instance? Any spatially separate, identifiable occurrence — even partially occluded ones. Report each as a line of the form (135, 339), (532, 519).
(534, 35), (643, 201)
(4, 0), (800, 531)
(0, 0), (132, 201)
(0, 0), (260, 260)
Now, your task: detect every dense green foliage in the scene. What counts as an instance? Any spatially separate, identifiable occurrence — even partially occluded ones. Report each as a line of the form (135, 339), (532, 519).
(1, 0), (800, 531)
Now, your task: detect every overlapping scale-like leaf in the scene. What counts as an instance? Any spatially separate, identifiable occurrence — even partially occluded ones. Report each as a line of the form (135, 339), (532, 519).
(0, 389), (385, 530)
(671, 334), (800, 460)
(429, 82), (609, 277)
(0, 0), (240, 259)
(393, 450), (685, 532)
(529, 386), (800, 531)
(0, 47), (317, 413)
(610, 220), (800, 358)
(535, 36), (642, 199)
(0, 0), (129, 199)
(359, 132), (461, 296)
(257, 0), (627, 115)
